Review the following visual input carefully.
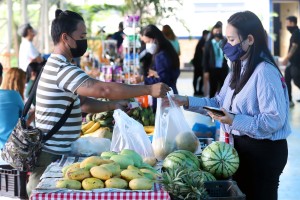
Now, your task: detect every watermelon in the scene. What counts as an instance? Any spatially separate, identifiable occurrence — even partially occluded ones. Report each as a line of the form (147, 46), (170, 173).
(201, 171), (216, 182)
(163, 150), (200, 171)
(201, 141), (239, 179)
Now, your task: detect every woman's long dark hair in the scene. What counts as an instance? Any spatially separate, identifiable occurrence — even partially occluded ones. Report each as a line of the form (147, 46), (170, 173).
(228, 11), (280, 94)
(142, 24), (179, 69)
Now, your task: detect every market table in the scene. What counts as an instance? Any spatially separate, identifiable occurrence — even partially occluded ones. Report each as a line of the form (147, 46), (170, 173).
(29, 156), (171, 200)
(30, 183), (170, 200)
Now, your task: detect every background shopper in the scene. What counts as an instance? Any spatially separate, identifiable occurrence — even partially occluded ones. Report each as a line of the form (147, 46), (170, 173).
(282, 16), (300, 107)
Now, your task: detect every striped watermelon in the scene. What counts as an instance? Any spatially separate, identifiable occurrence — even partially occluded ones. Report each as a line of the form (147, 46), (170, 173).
(163, 150), (200, 171)
(201, 171), (216, 182)
(201, 141), (239, 179)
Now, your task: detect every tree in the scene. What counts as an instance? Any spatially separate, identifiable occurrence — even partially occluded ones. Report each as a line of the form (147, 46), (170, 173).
(124, 0), (183, 26)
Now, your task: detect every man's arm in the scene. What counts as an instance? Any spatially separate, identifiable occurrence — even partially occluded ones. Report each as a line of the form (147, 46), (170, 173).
(76, 78), (169, 100)
(79, 96), (128, 113)
(283, 43), (298, 65)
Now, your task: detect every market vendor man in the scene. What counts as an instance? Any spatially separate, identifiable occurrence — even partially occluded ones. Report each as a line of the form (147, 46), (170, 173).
(27, 9), (170, 196)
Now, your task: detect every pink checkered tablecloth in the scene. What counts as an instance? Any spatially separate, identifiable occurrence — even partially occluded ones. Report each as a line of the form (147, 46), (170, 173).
(30, 183), (171, 200)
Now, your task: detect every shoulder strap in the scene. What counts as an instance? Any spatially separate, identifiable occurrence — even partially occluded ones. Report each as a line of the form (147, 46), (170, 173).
(42, 100), (75, 142)
(21, 68), (43, 122)
(21, 62), (76, 142)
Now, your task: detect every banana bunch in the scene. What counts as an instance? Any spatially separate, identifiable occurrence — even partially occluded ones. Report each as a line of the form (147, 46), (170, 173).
(86, 111), (114, 129)
(81, 121), (101, 135)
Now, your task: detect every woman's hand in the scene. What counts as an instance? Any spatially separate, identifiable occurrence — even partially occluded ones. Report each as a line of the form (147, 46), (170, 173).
(162, 94), (189, 107)
(148, 69), (159, 78)
(207, 108), (235, 125)
(131, 74), (143, 84)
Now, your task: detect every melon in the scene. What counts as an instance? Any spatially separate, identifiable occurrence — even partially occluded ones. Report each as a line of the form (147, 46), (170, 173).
(163, 150), (200, 171)
(152, 137), (176, 161)
(201, 171), (216, 181)
(201, 141), (239, 179)
(175, 131), (199, 153)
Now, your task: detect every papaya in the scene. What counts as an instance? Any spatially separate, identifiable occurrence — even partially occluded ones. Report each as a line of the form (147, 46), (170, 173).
(81, 163), (98, 171)
(82, 177), (104, 190)
(101, 162), (121, 176)
(101, 151), (117, 159)
(143, 157), (157, 166)
(56, 179), (82, 190)
(80, 156), (103, 168)
(66, 168), (91, 181)
(120, 169), (144, 182)
(110, 155), (134, 169)
(120, 149), (143, 168)
(105, 178), (128, 189)
(129, 178), (153, 190)
(62, 162), (80, 177)
(90, 166), (113, 181)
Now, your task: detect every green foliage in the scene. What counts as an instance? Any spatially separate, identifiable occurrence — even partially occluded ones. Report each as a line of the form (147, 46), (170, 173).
(124, 0), (184, 26)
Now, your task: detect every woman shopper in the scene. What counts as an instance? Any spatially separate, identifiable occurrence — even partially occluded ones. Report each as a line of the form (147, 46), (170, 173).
(203, 22), (229, 97)
(192, 30), (209, 96)
(27, 9), (170, 196)
(136, 24), (180, 111)
(162, 24), (181, 55)
(0, 68), (32, 149)
(170, 11), (290, 200)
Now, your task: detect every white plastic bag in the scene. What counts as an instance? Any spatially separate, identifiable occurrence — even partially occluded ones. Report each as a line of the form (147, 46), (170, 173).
(71, 137), (111, 156)
(111, 109), (155, 159)
(152, 92), (200, 160)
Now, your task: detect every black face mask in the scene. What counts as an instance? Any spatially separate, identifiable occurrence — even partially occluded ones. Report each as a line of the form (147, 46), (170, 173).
(68, 36), (88, 58)
(287, 26), (298, 34)
(214, 33), (223, 39)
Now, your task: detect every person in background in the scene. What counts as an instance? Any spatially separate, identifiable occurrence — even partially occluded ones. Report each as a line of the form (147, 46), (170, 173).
(162, 25), (181, 56)
(112, 22), (125, 49)
(0, 68), (34, 150)
(98, 34), (113, 65)
(282, 16), (300, 107)
(192, 30), (209, 96)
(27, 9), (170, 196)
(25, 62), (42, 99)
(139, 38), (153, 78)
(203, 22), (229, 97)
(134, 24), (180, 111)
(0, 62), (3, 85)
(18, 23), (44, 82)
(171, 11), (290, 200)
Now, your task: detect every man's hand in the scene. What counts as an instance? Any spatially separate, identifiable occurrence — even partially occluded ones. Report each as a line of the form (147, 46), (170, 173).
(149, 83), (170, 98)
(113, 100), (130, 111)
(282, 57), (289, 66)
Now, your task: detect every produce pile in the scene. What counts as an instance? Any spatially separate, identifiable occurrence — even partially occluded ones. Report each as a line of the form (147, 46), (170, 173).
(153, 131), (200, 160)
(56, 149), (158, 191)
(159, 142), (240, 199)
(81, 99), (155, 138)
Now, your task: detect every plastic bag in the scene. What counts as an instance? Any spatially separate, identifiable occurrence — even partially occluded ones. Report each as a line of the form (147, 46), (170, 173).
(152, 92), (200, 160)
(111, 109), (155, 160)
(71, 137), (111, 156)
